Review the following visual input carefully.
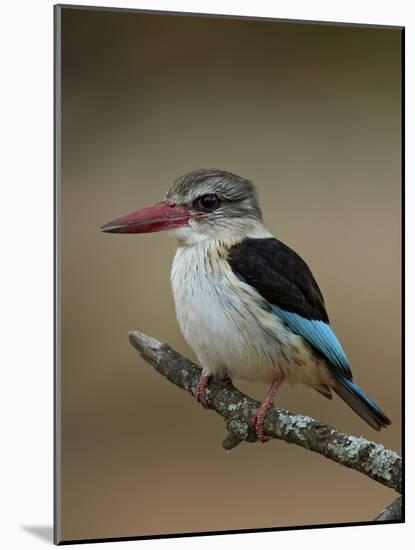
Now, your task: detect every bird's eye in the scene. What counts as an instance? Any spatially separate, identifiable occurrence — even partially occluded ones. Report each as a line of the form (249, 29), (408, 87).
(197, 194), (219, 211)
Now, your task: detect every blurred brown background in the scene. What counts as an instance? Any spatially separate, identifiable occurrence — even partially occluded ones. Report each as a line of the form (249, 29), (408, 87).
(58, 6), (402, 542)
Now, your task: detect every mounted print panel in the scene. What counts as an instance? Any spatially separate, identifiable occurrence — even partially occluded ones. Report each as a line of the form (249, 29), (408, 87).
(54, 4), (403, 545)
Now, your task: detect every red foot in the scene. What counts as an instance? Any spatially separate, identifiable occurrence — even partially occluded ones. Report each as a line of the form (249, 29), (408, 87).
(196, 372), (210, 407)
(252, 377), (284, 442)
(252, 406), (271, 443)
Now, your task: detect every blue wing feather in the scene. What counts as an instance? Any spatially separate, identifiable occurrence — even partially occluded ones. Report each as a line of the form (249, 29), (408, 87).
(233, 263), (352, 379)
(270, 305), (352, 379)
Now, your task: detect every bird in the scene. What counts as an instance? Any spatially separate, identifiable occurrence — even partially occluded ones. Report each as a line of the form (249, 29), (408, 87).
(101, 168), (391, 441)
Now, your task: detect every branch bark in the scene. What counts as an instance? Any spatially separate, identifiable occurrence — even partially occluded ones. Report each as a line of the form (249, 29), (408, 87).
(129, 330), (402, 495)
(375, 496), (403, 522)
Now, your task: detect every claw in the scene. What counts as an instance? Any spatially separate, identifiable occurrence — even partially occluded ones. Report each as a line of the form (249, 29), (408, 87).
(251, 377), (284, 442)
(196, 372), (210, 407)
(252, 407), (270, 442)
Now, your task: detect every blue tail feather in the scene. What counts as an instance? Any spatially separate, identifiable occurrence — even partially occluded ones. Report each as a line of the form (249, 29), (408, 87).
(333, 377), (391, 430)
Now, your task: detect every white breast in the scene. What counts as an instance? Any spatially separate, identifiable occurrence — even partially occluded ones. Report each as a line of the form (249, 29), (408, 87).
(170, 240), (331, 387)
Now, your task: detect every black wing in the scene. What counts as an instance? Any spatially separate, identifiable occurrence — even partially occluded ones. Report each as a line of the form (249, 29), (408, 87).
(228, 237), (329, 322)
(228, 237), (352, 378)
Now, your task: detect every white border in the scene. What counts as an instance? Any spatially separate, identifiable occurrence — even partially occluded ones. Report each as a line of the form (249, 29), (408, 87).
(1, 1), (411, 548)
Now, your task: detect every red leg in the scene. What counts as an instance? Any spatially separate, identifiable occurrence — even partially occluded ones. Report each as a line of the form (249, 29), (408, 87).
(252, 377), (284, 442)
(196, 370), (211, 407)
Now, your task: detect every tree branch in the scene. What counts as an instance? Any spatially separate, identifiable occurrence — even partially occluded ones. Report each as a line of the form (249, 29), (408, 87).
(375, 496), (403, 522)
(129, 330), (402, 494)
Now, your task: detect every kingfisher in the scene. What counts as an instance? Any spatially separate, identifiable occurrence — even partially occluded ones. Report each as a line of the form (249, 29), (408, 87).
(102, 169), (390, 441)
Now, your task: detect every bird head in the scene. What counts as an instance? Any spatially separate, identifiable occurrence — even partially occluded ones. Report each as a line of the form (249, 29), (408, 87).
(101, 169), (263, 244)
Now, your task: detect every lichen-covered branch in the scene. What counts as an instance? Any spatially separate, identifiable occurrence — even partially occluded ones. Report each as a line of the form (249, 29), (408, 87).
(375, 496), (403, 521)
(129, 331), (402, 494)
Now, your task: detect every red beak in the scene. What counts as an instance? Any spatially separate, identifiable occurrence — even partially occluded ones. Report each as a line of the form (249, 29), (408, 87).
(101, 201), (193, 234)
